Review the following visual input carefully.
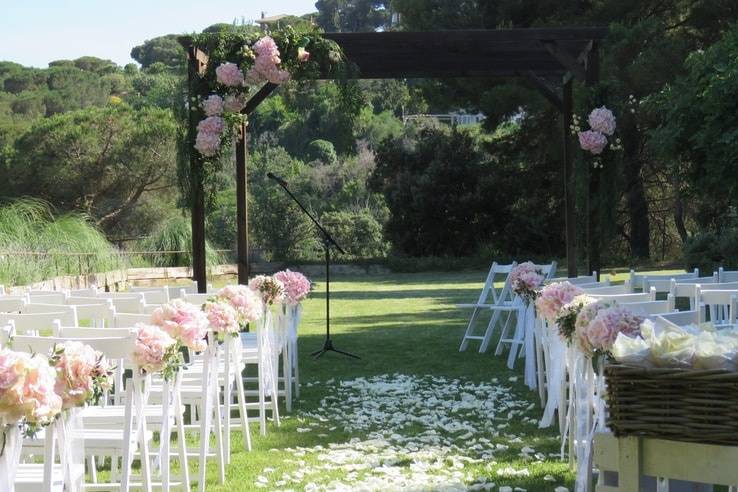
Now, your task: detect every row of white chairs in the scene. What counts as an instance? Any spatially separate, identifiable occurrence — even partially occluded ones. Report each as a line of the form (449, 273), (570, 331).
(0, 282), (300, 491)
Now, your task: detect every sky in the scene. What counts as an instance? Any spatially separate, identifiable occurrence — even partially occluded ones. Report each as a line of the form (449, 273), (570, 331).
(0, 0), (318, 68)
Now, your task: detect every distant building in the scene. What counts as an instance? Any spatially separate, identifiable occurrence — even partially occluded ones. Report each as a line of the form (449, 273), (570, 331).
(403, 112), (486, 126)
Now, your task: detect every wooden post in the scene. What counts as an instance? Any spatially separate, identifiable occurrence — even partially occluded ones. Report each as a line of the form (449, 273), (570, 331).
(562, 78), (578, 277)
(235, 122), (250, 284)
(186, 47), (208, 293)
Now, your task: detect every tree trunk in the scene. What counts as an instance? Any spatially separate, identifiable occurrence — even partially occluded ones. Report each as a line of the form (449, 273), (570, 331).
(672, 174), (689, 244)
(622, 117), (650, 259)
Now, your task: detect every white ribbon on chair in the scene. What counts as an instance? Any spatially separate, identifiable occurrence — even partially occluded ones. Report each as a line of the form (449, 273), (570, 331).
(522, 303), (537, 390)
(0, 425), (22, 492)
(258, 310), (277, 397)
(572, 354), (608, 492)
(57, 408), (85, 492)
(539, 325), (566, 429)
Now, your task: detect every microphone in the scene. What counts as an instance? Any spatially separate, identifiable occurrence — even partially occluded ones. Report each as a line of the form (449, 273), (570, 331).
(267, 172), (288, 187)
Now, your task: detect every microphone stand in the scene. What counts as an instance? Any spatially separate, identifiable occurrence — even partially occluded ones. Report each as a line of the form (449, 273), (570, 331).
(268, 174), (359, 359)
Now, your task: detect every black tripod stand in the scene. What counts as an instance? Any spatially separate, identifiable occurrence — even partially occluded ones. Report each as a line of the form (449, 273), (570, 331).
(267, 173), (359, 359)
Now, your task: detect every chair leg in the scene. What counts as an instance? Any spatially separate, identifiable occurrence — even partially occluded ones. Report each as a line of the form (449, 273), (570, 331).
(459, 307), (481, 352)
(494, 311), (515, 356)
(212, 379), (226, 485)
(292, 339), (300, 399)
(283, 344), (292, 412)
(258, 363), (267, 436)
(271, 357), (281, 427)
(235, 363), (252, 452)
(223, 366), (232, 463)
(478, 309), (502, 353)
(175, 390), (191, 490)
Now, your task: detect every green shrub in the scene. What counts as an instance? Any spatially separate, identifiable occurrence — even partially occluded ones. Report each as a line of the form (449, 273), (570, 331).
(139, 214), (222, 267)
(320, 209), (389, 259)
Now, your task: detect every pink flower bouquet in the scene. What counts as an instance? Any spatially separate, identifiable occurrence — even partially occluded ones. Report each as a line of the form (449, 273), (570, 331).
(273, 270), (311, 306)
(151, 299), (209, 352)
(535, 281), (584, 323)
(50, 341), (113, 409)
(0, 348), (62, 430)
(217, 284), (264, 327)
(555, 294), (597, 343)
(249, 275), (286, 306)
(577, 305), (643, 356)
(510, 262), (545, 304)
(132, 323), (182, 380)
(203, 300), (240, 337)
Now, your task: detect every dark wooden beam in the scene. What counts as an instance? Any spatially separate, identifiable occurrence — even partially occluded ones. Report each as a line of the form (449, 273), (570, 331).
(562, 78), (577, 277)
(186, 46), (208, 293)
(235, 122), (250, 284)
(242, 83), (279, 115)
(526, 71), (563, 112)
(541, 40), (587, 82)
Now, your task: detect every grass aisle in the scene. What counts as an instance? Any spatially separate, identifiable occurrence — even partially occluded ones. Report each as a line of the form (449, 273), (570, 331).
(206, 271), (574, 491)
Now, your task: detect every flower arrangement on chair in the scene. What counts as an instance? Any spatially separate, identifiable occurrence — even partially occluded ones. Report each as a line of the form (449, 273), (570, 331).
(509, 262), (545, 305)
(151, 299), (210, 353)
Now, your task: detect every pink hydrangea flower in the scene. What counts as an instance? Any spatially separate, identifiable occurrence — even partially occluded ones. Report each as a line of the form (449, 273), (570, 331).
(0, 350), (62, 427)
(588, 106), (616, 136)
(151, 299), (209, 352)
(578, 130), (608, 155)
(217, 285), (264, 325)
(246, 35), (291, 86)
(535, 281), (584, 323)
(510, 262), (545, 304)
(51, 341), (111, 409)
(203, 300), (240, 335)
(298, 47), (311, 63)
(223, 94), (247, 113)
(273, 270), (311, 305)
(195, 116), (225, 157)
(133, 323), (178, 374)
(585, 305), (643, 354)
(248, 275), (286, 306)
(202, 94), (224, 116)
(215, 62), (244, 87)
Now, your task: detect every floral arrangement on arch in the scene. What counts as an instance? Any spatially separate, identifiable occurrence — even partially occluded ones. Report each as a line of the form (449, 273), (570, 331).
(190, 26), (347, 161)
(573, 106), (623, 168)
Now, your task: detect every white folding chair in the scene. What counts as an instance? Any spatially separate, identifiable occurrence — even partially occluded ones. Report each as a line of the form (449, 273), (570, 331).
(26, 290), (69, 305)
(619, 298), (675, 316)
(495, 261), (558, 361)
(113, 312), (152, 327)
(546, 272), (600, 285)
(458, 262), (518, 352)
(13, 334), (154, 492)
(696, 289), (738, 327)
(582, 284), (630, 295)
(694, 283), (738, 325)
(718, 267), (738, 283)
(653, 310), (700, 327)
(167, 281), (198, 300)
(21, 303), (79, 325)
(0, 312), (71, 336)
(627, 268), (699, 292)
(588, 290), (656, 303)
(0, 295), (29, 312)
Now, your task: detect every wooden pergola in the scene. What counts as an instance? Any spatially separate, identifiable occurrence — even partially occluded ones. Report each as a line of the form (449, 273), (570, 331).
(181, 27), (608, 292)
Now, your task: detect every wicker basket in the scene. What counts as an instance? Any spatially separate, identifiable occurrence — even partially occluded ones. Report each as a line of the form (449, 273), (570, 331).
(605, 363), (738, 445)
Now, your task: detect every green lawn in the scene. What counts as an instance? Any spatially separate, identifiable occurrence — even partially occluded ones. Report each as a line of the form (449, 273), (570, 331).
(202, 271), (575, 491)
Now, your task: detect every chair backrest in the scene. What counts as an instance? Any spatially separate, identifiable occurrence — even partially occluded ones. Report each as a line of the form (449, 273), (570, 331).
(695, 281), (738, 292)
(582, 284), (630, 295)
(4, 308), (78, 332)
(74, 303), (116, 326)
(589, 291), (656, 303)
(113, 312), (152, 328)
(11, 334), (137, 362)
(21, 302), (78, 316)
(627, 269), (699, 292)
(57, 325), (135, 339)
(66, 296), (110, 306)
(620, 298), (675, 316)
(142, 304), (161, 314)
(0, 295), (28, 313)
(26, 290), (68, 304)
(68, 287), (100, 297)
(546, 272), (599, 285)
(643, 274), (718, 295)
(653, 310), (700, 327)
(718, 267), (738, 283)
(575, 280), (611, 289)
(535, 261), (558, 280)
(696, 289), (738, 325)
(128, 286), (169, 303)
(168, 281), (198, 299)
(107, 296), (146, 314)
(181, 293), (211, 305)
